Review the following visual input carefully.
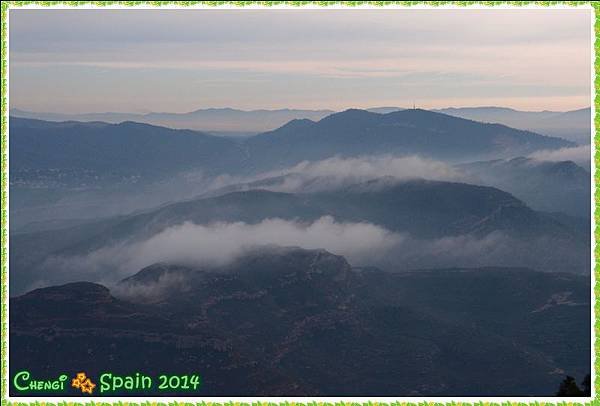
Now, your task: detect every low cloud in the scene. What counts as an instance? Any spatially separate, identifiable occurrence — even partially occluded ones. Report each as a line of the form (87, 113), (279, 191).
(42, 216), (403, 286)
(285, 155), (462, 182)
(286, 152), (592, 188)
(127, 216), (401, 269)
(528, 144), (591, 167)
(207, 155), (466, 195)
(37, 214), (588, 295)
(112, 268), (191, 303)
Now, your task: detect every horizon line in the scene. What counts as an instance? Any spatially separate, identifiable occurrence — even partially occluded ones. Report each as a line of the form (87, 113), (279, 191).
(9, 104), (593, 116)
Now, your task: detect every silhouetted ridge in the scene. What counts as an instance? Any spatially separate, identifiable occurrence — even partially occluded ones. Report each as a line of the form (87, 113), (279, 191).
(244, 108), (573, 173)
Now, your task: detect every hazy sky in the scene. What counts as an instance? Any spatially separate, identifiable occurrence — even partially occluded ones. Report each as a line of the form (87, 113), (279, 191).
(9, 8), (593, 113)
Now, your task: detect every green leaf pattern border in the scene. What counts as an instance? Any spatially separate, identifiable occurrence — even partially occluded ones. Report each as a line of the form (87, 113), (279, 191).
(0, 1), (597, 405)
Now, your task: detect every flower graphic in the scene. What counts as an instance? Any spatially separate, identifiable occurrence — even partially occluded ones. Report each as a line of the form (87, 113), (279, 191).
(71, 372), (96, 394)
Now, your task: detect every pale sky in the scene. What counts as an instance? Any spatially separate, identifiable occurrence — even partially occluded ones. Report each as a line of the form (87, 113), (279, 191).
(9, 8), (593, 113)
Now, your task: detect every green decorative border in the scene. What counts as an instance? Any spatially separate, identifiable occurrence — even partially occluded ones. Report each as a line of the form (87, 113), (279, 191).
(0, 1), (597, 405)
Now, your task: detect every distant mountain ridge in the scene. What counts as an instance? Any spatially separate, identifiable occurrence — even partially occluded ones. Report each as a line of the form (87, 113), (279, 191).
(10, 107), (335, 133)
(433, 106), (591, 144)
(11, 110), (573, 186)
(11, 105), (590, 142)
(9, 110), (581, 236)
(245, 108), (573, 171)
(9, 117), (242, 185)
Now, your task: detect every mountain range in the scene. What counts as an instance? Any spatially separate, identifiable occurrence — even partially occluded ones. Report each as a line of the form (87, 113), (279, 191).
(8, 104), (592, 397)
(9, 107), (335, 133)
(10, 109), (573, 186)
(244, 108), (572, 172)
(10, 106), (590, 143)
(10, 177), (590, 294)
(10, 109), (586, 233)
(10, 247), (590, 396)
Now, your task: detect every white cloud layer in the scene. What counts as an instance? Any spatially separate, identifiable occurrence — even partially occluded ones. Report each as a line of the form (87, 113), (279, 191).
(528, 144), (591, 167)
(38, 213), (588, 294)
(202, 155), (465, 195)
(42, 216), (403, 286)
(282, 155), (462, 184)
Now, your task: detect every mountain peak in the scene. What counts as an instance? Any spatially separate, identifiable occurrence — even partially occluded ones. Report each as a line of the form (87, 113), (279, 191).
(278, 118), (316, 130)
(320, 108), (379, 121)
(383, 107), (462, 120)
(230, 245), (351, 277)
(116, 246), (354, 304)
